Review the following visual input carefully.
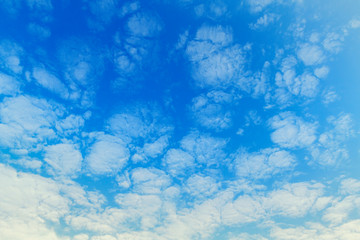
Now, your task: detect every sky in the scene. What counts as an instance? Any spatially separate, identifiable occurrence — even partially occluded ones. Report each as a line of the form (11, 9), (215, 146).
(0, 0), (360, 239)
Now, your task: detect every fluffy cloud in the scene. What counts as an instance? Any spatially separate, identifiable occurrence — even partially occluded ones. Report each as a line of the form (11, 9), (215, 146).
(247, 0), (274, 13)
(130, 167), (171, 195)
(270, 220), (360, 240)
(163, 148), (195, 177)
(250, 13), (279, 29)
(32, 67), (70, 99)
(268, 112), (317, 148)
(233, 148), (296, 179)
(44, 143), (83, 176)
(0, 164), (69, 240)
(0, 72), (21, 95)
(309, 113), (353, 166)
(185, 25), (245, 89)
(0, 40), (24, 74)
(340, 178), (360, 195)
(180, 131), (227, 166)
(190, 92), (233, 131)
(86, 134), (130, 175)
(297, 44), (324, 66)
(0, 95), (62, 151)
(107, 106), (172, 143)
(276, 56), (320, 99)
(127, 12), (163, 37)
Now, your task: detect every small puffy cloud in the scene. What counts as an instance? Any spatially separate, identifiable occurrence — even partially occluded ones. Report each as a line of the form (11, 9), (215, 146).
(185, 174), (220, 199)
(107, 105), (172, 143)
(115, 193), (163, 229)
(142, 135), (169, 158)
(191, 94), (232, 131)
(163, 148), (195, 177)
(264, 182), (324, 217)
(0, 72), (21, 95)
(322, 89), (339, 104)
(180, 131), (227, 166)
(55, 114), (85, 136)
(0, 40), (24, 74)
(0, 95), (62, 151)
(297, 44), (324, 66)
(130, 167), (171, 194)
(323, 32), (343, 54)
(87, 0), (120, 29)
(340, 178), (360, 195)
(233, 148), (296, 179)
(32, 67), (70, 99)
(268, 112), (317, 148)
(44, 143), (83, 176)
(194, 1), (228, 19)
(186, 25), (245, 89)
(322, 196), (360, 225)
(26, 0), (53, 12)
(249, 13), (279, 30)
(314, 66), (329, 79)
(27, 23), (51, 40)
(349, 18), (360, 29)
(127, 12), (162, 37)
(222, 195), (265, 225)
(86, 134), (130, 175)
(247, 0), (274, 13)
(309, 113), (353, 166)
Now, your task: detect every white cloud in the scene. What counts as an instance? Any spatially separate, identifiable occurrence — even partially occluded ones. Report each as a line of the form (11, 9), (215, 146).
(130, 167), (171, 195)
(142, 135), (169, 159)
(322, 195), (360, 225)
(180, 131), (227, 166)
(323, 32), (343, 54)
(264, 182), (324, 217)
(268, 112), (317, 148)
(309, 113), (353, 166)
(349, 18), (360, 29)
(32, 67), (70, 99)
(297, 44), (324, 66)
(55, 114), (85, 136)
(107, 106), (172, 143)
(86, 134), (130, 175)
(0, 40), (23, 74)
(26, 0), (53, 12)
(115, 193), (163, 229)
(186, 25), (245, 89)
(44, 143), (83, 176)
(28, 22), (51, 40)
(270, 220), (360, 240)
(163, 148), (195, 177)
(119, 1), (140, 17)
(0, 164), (70, 240)
(247, 0), (274, 13)
(185, 174), (220, 199)
(191, 94), (232, 131)
(127, 12), (162, 37)
(340, 178), (360, 195)
(0, 95), (62, 151)
(233, 148), (296, 179)
(222, 195), (265, 225)
(88, 0), (119, 27)
(0, 72), (21, 95)
(322, 89), (339, 104)
(314, 66), (329, 79)
(250, 13), (279, 29)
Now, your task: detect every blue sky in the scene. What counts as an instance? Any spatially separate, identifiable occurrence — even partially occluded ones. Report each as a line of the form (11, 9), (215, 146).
(0, 0), (360, 239)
